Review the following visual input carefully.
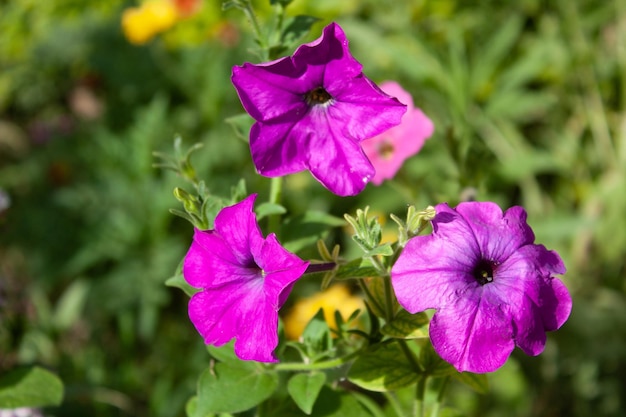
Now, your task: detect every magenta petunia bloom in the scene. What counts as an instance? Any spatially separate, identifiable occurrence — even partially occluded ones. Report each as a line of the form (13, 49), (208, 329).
(391, 202), (572, 373)
(231, 22), (406, 196)
(361, 81), (434, 185)
(182, 194), (309, 362)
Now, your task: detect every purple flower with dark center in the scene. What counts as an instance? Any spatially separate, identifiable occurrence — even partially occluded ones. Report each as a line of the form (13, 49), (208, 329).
(183, 194), (309, 362)
(231, 22), (407, 196)
(391, 202), (572, 373)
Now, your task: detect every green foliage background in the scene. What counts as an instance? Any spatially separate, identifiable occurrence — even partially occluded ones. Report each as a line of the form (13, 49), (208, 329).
(1, 0), (625, 416)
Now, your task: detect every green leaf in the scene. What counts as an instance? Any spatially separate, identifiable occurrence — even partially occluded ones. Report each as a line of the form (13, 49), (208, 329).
(453, 372), (489, 394)
(302, 309), (332, 355)
(281, 15), (321, 47)
(282, 386), (373, 417)
(363, 277), (397, 319)
(0, 366), (64, 408)
(282, 211), (345, 253)
(52, 279), (89, 331)
(334, 258), (379, 280)
(195, 362), (278, 414)
(225, 113), (254, 142)
(363, 244), (393, 258)
(207, 341), (239, 363)
(270, 0), (294, 6)
(287, 372), (326, 415)
(165, 259), (200, 297)
(348, 342), (422, 391)
(185, 395), (198, 417)
(381, 309), (429, 339)
(419, 341), (456, 377)
(256, 202), (287, 220)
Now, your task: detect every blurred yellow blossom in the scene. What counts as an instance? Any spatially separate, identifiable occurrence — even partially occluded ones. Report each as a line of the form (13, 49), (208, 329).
(122, 0), (179, 45)
(283, 284), (364, 340)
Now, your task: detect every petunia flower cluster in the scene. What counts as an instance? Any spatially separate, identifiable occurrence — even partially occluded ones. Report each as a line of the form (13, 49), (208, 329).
(180, 22), (572, 374)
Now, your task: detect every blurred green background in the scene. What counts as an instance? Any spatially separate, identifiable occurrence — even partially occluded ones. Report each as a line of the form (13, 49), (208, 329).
(1, 0), (625, 416)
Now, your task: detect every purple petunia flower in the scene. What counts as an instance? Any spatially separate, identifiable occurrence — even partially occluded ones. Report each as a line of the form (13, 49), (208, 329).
(182, 194), (309, 362)
(231, 22), (407, 196)
(391, 202), (572, 373)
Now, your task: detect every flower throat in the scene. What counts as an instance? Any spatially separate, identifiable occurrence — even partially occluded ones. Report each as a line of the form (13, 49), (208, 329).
(473, 259), (494, 285)
(305, 87), (333, 106)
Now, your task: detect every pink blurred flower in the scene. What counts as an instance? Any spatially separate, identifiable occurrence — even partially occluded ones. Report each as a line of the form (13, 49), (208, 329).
(361, 81), (434, 185)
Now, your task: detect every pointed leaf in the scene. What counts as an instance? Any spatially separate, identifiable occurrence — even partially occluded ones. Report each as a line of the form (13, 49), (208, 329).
(419, 341), (456, 377)
(281, 15), (320, 47)
(348, 342), (422, 391)
(287, 372), (326, 415)
(52, 279), (89, 331)
(255, 202), (287, 220)
(207, 341), (239, 363)
(363, 244), (394, 258)
(0, 366), (63, 408)
(381, 309), (429, 339)
(195, 362), (278, 414)
(454, 372), (489, 394)
(302, 309), (332, 355)
(282, 211), (345, 253)
(334, 258), (379, 280)
(165, 259), (200, 297)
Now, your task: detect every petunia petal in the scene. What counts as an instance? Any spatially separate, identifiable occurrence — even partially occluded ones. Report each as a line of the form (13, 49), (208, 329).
(183, 230), (241, 288)
(429, 293), (515, 373)
(231, 62), (309, 123)
(257, 233), (309, 308)
(327, 76), (406, 142)
(392, 203), (483, 313)
(188, 281), (280, 362)
(213, 194), (264, 266)
(454, 203), (535, 262)
(305, 109), (375, 196)
(250, 121), (309, 176)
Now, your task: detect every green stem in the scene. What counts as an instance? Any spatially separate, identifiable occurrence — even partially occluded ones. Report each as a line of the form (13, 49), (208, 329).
(267, 176), (283, 234)
(428, 376), (450, 417)
(352, 392), (386, 417)
(239, 0), (269, 60)
(397, 339), (422, 373)
(382, 275), (395, 322)
(383, 391), (408, 417)
(272, 348), (362, 371)
(414, 376), (427, 417)
(357, 279), (385, 321)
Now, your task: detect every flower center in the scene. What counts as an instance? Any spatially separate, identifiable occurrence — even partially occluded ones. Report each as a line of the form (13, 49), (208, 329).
(378, 140), (394, 159)
(472, 259), (495, 285)
(305, 86), (333, 106)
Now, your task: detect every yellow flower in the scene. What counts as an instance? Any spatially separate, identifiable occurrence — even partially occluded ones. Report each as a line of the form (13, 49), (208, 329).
(122, 0), (179, 45)
(283, 284), (364, 340)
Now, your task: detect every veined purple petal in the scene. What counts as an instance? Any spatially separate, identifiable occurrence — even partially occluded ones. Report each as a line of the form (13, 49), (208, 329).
(213, 194), (263, 266)
(306, 108), (375, 196)
(189, 282), (279, 362)
(392, 230), (479, 313)
(232, 62), (309, 123)
(455, 203), (535, 262)
(327, 76), (406, 142)
(250, 121), (309, 176)
(429, 294), (515, 373)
